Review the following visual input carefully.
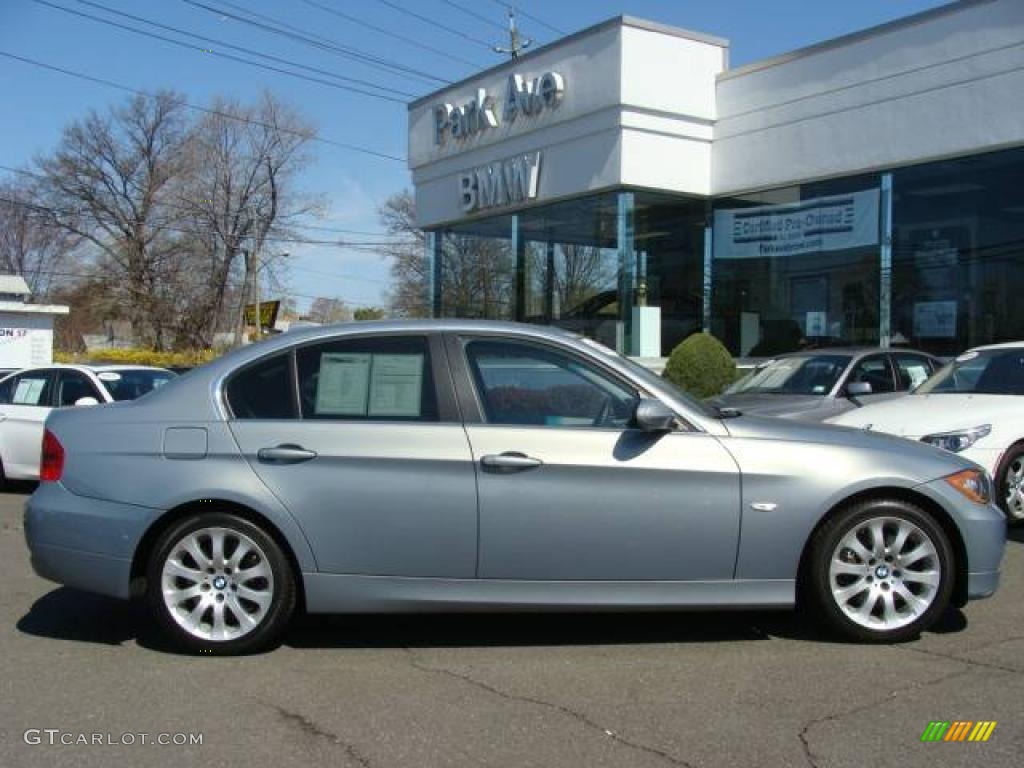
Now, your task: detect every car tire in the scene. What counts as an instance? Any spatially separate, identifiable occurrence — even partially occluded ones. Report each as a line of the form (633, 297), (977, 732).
(146, 512), (296, 655)
(995, 443), (1024, 525)
(806, 499), (954, 643)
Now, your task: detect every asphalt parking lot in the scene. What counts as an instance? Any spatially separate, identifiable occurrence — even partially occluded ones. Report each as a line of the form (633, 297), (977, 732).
(1, 488), (1021, 768)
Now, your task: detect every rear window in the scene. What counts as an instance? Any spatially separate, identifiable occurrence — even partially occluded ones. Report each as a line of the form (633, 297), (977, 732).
(226, 354), (297, 419)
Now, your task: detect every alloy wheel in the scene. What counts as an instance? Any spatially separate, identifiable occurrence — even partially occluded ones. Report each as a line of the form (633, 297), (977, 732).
(828, 516), (941, 631)
(1003, 455), (1024, 520)
(160, 526), (274, 641)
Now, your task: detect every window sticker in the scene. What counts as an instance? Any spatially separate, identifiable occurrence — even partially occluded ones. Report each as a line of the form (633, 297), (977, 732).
(97, 371), (122, 382)
(955, 351), (979, 363)
(368, 354), (423, 417)
(13, 377), (45, 405)
(315, 353), (371, 416)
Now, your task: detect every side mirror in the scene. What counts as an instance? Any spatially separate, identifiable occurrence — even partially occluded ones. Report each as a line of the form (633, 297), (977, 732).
(846, 381), (872, 397)
(634, 399), (676, 432)
(74, 396), (100, 407)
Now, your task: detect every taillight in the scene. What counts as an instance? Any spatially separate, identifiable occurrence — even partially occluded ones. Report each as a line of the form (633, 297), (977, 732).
(40, 429), (64, 482)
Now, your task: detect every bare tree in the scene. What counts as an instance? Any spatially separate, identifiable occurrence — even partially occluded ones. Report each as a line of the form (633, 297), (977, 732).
(307, 296), (351, 324)
(34, 91), (190, 348)
(178, 92), (318, 347)
(0, 178), (79, 298)
(378, 190), (429, 317)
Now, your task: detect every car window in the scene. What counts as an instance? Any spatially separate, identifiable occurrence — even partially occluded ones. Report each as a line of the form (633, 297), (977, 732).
(464, 339), (639, 428)
(226, 354), (297, 419)
(724, 354), (852, 396)
(57, 370), (102, 406)
(847, 355), (895, 394)
(296, 336), (437, 421)
(917, 349), (1024, 395)
(98, 369), (175, 401)
(892, 354), (933, 391)
(0, 376), (14, 404)
(9, 371), (55, 406)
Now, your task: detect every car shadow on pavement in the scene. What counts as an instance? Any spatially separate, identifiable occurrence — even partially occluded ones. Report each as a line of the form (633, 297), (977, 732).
(17, 587), (969, 654)
(1008, 526), (1024, 544)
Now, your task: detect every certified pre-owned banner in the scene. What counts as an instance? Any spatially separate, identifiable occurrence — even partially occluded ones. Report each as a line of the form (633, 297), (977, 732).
(713, 188), (880, 259)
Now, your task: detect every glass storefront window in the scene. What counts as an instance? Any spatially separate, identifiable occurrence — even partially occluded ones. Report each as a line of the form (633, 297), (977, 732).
(711, 175), (881, 357)
(436, 215), (515, 320)
(892, 147), (1024, 356)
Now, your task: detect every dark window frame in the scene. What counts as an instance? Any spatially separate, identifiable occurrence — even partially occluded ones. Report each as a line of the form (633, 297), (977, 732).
(845, 353), (896, 395)
(223, 333), (459, 423)
(56, 369), (104, 407)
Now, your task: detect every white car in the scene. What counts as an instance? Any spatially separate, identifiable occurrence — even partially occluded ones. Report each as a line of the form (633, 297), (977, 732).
(0, 364), (175, 482)
(829, 342), (1024, 523)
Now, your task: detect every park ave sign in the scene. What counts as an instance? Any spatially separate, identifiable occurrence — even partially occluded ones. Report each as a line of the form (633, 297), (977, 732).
(433, 70), (565, 145)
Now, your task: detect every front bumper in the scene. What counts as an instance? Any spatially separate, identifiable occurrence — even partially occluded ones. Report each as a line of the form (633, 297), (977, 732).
(24, 481), (162, 600)
(915, 477), (1007, 601)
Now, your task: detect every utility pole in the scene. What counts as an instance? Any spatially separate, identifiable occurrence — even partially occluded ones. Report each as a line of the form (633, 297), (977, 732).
(493, 3), (531, 59)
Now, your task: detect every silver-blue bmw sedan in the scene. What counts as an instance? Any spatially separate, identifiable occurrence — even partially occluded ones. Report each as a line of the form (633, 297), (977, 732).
(24, 321), (1006, 654)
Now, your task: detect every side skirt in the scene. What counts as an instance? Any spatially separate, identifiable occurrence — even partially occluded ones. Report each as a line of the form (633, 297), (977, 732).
(302, 574), (795, 614)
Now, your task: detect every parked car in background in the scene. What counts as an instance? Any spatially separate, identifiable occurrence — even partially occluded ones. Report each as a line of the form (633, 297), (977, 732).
(829, 342), (1024, 524)
(24, 321), (1004, 654)
(710, 348), (942, 421)
(0, 364), (175, 482)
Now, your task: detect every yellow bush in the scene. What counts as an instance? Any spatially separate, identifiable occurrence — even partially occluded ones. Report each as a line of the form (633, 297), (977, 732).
(54, 348), (223, 368)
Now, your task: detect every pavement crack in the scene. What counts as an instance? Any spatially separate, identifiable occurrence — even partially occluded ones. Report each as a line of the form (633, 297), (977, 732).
(901, 643), (1023, 675)
(265, 702), (373, 768)
(797, 666), (973, 768)
(404, 648), (697, 768)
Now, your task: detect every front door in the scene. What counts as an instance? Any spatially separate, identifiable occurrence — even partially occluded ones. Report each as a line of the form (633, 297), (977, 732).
(226, 335), (477, 578)
(453, 336), (741, 582)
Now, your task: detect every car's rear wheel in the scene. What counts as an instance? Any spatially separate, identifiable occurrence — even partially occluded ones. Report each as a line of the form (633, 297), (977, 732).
(146, 513), (296, 655)
(806, 499), (954, 642)
(996, 444), (1024, 524)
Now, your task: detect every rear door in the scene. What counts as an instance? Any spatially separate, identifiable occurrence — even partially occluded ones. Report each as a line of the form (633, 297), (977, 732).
(226, 334), (478, 578)
(0, 369), (56, 477)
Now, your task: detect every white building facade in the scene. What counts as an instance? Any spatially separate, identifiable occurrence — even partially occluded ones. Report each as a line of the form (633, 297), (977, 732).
(409, 0), (1024, 358)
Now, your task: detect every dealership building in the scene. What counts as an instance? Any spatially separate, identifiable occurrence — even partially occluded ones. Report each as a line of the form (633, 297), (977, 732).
(408, 0), (1024, 359)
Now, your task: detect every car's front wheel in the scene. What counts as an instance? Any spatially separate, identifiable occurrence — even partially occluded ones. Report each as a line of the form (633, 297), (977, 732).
(806, 499), (954, 643)
(146, 513), (296, 655)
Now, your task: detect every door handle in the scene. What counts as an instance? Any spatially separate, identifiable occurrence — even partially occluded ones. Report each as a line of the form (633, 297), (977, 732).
(257, 444), (318, 464)
(480, 452), (543, 471)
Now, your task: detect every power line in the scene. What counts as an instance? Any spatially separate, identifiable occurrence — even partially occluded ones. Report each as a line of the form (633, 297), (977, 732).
(294, 0), (482, 69)
(438, 0), (507, 32)
(31, 0), (409, 103)
(0, 163), (409, 241)
(485, 0), (566, 37)
(74, 0), (418, 95)
(180, 0), (447, 86)
(374, 0), (496, 50)
(0, 51), (406, 162)
(0, 193), (415, 250)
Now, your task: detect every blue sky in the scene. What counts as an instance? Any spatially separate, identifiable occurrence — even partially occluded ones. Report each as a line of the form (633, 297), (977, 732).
(0, 0), (949, 310)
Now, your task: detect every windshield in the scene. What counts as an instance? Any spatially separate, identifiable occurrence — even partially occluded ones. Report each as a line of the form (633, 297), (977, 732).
(97, 368), (176, 401)
(915, 349), (1024, 395)
(725, 354), (852, 396)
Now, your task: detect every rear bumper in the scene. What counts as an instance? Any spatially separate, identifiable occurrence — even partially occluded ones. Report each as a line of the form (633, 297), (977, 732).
(24, 481), (161, 599)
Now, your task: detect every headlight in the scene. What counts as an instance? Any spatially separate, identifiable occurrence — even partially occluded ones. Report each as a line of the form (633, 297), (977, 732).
(920, 424), (991, 453)
(944, 469), (991, 505)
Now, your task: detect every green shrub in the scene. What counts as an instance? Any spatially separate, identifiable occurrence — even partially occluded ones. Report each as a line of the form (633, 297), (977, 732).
(54, 348), (223, 368)
(662, 332), (736, 398)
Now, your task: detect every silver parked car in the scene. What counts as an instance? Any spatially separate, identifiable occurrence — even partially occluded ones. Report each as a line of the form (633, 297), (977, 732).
(25, 321), (1004, 654)
(710, 348), (942, 421)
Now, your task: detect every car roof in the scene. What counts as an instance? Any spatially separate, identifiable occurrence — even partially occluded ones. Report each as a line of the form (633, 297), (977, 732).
(0, 363), (171, 379)
(968, 341), (1024, 352)
(760, 347), (938, 360)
